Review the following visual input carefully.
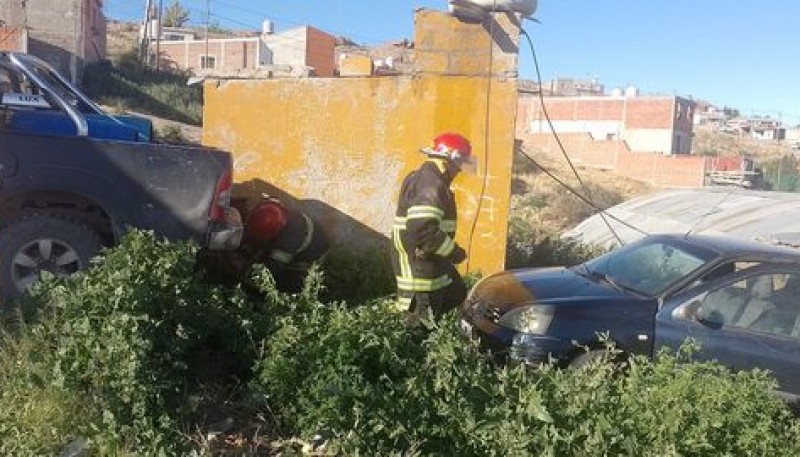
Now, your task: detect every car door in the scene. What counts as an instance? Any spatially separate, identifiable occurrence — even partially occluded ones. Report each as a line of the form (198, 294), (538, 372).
(656, 268), (800, 399)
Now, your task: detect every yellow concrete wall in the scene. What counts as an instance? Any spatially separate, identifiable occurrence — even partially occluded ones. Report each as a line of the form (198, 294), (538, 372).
(203, 10), (520, 275)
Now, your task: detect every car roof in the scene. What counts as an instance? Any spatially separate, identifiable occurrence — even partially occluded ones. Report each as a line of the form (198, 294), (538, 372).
(650, 233), (800, 262)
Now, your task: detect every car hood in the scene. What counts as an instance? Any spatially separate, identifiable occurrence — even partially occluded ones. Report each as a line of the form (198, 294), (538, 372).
(468, 266), (640, 313)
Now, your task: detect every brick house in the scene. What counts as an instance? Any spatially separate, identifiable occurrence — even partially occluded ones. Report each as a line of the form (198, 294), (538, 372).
(154, 23), (337, 77)
(517, 93), (705, 187)
(0, 0), (106, 82)
(518, 93), (696, 155)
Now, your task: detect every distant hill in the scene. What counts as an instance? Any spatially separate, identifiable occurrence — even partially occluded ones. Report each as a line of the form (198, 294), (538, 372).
(693, 124), (795, 164)
(106, 20), (140, 58)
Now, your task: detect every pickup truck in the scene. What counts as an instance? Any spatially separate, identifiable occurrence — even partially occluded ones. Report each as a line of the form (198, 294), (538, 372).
(0, 52), (243, 300)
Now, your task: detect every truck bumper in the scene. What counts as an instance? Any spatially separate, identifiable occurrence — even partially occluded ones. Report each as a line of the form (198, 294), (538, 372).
(207, 207), (243, 251)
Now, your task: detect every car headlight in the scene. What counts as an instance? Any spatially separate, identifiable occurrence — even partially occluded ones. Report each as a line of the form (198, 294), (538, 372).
(497, 305), (554, 334)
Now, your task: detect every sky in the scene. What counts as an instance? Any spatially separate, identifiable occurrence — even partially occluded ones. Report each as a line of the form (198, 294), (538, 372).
(104, 0), (800, 124)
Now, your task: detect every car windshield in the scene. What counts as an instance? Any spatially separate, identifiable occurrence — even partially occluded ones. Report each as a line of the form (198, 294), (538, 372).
(583, 237), (718, 297)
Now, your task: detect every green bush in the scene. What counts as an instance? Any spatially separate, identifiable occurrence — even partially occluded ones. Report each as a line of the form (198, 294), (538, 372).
(82, 50), (203, 125)
(761, 154), (800, 191)
(156, 124), (189, 144)
(0, 322), (108, 456)
(253, 295), (800, 456)
(15, 231), (275, 453)
(3, 231), (799, 455)
(320, 244), (396, 303)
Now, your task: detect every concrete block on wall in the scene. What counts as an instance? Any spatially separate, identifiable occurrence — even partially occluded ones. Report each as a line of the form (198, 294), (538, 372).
(413, 9), (520, 76)
(338, 54), (374, 77)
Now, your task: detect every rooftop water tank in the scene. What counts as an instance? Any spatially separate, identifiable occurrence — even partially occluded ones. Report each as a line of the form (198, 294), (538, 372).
(625, 85), (639, 98)
(262, 19), (274, 35)
(611, 87), (623, 97)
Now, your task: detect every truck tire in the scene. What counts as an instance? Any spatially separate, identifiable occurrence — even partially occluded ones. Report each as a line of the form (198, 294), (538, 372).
(0, 212), (102, 301)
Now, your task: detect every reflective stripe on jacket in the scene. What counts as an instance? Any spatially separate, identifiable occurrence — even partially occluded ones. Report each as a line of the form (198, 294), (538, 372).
(391, 160), (458, 293)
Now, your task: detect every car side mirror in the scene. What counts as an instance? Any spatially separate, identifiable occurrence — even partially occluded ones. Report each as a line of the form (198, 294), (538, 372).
(697, 311), (724, 330)
(672, 299), (702, 320)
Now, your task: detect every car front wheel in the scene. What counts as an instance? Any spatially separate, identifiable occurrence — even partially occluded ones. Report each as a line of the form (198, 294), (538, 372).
(0, 212), (102, 301)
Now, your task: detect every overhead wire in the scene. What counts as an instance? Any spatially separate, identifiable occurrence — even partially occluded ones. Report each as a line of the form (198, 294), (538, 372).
(464, 3), (497, 274)
(518, 149), (649, 236)
(182, 0), (388, 46)
(519, 24), (648, 245)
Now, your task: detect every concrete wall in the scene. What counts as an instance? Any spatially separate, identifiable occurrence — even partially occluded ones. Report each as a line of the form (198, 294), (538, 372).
(203, 10), (521, 275)
(519, 133), (707, 187)
(158, 38), (261, 72)
(5, 0), (105, 82)
(625, 129), (674, 154)
(83, 0), (105, 63)
(0, 0), (25, 28)
(262, 27), (308, 74)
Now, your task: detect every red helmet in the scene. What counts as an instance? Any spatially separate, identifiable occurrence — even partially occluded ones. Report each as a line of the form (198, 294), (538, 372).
(424, 132), (472, 160)
(244, 198), (289, 246)
(422, 132), (477, 173)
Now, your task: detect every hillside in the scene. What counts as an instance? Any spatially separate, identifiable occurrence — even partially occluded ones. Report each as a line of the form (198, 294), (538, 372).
(694, 124), (795, 163)
(106, 20), (140, 57)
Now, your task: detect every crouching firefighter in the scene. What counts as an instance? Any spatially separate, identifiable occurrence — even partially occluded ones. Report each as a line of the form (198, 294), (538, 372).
(243, 197), (330, 292)
(198, 196), (329, 293)
(391, 132), (477, 327)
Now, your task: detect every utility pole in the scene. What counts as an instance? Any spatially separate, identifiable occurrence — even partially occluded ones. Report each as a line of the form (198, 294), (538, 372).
(204, 0), (210, 69)
(141, 0), (153, 64)
(156, 0), (163, 71)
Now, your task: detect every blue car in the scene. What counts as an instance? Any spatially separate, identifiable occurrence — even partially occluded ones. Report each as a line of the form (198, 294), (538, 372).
(460, 234), (800, 399)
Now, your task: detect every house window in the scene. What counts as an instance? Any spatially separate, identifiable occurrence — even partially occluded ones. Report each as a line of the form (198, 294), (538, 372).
(200, 55), (217, 70)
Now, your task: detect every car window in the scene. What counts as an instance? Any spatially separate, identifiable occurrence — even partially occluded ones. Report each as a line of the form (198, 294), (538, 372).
(696, 272), (800, 337)
(688, 261), (762, 289)
(588, 239), (713, 296)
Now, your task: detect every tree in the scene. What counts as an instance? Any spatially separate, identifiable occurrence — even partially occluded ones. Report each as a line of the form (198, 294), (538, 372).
(162, 0), (190, 28)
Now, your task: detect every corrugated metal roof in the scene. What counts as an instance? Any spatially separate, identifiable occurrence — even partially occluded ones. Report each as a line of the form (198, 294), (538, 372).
(565, 188), (800, 249)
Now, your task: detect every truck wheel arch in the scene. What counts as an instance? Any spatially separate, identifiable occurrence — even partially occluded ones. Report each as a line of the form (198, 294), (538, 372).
(0, 191), (117, 245)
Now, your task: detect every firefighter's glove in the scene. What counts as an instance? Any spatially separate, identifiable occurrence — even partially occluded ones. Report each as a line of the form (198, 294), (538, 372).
(450, 245), (467, 264)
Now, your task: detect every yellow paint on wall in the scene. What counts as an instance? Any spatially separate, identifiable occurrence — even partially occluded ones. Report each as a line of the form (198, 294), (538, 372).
(339, 54), (373, 77)
(203, 10), (520, 275)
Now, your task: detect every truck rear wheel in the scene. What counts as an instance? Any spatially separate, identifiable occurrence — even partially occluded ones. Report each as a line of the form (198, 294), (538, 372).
(0, 212), (102, 302)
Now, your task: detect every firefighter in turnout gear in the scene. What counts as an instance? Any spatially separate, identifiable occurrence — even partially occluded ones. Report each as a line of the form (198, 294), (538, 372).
(244, 197), (330, 293)
(198, 196), (329, 293)
(391, 132), (477, 327)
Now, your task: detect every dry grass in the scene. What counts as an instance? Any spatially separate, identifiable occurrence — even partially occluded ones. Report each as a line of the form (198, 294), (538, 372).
(511, 153), (652, 234)
(106, 20), (140, 60)
(693, 125), (795, 163)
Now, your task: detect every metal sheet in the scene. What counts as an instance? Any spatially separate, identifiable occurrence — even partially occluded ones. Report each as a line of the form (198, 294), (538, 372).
(566, 188), (800, 249)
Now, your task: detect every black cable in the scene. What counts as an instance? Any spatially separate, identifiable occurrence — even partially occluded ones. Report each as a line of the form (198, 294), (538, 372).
(518, 148), (649, 236)
(520, 26), (633, 245)
(465, 3), (497, 274)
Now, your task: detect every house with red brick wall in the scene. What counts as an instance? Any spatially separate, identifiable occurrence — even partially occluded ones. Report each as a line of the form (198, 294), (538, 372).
(154, 22), (337, 77)
(517, 93), (707, 187)
(518, 92), (696, 155)
(0, 0), (106, 82)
